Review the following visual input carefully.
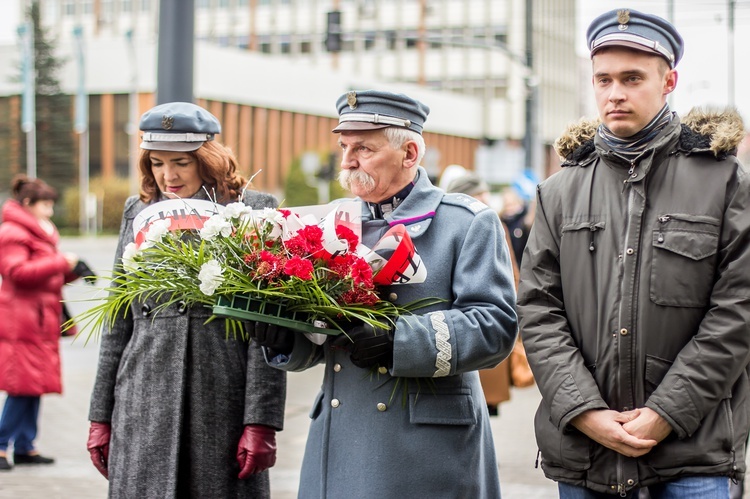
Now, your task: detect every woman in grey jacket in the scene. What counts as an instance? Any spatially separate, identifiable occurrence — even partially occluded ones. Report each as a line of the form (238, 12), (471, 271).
(86, 102), (286, 498)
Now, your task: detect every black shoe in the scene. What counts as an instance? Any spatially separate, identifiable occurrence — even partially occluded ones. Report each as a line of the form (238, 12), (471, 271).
(487, 404), (499, 416)
(0, 456), (11, 470)
(13, 453), (55, 465)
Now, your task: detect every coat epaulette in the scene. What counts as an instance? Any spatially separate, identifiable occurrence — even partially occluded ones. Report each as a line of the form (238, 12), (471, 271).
(441, 192), (491, 215)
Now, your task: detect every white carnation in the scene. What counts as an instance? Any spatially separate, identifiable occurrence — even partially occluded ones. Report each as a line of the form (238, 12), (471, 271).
(122, 242), (140, 271)
(199, 215), (233, 240)
(145, 218), (172, 243)
(223, 202), (250, 219)
(198, 260), (224, 296)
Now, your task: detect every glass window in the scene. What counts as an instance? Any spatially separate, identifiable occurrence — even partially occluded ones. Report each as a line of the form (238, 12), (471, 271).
(385, 30), (397, 50)
(82, 0), (94, 14)
(44, 0), (59, 20)
(141, 0), (151, 12)
(300, 40), (311, 53)
(121, 0), (132, 12)
(218, 0), (229, 7)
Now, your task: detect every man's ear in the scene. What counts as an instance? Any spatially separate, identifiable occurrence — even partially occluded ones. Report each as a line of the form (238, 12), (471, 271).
(402, 141), (419, 169)
(664, 69), (678, 95)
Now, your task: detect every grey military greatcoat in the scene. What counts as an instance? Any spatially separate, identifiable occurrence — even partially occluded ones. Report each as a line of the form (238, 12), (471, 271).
(268, 167), (518, 498)
(89, 190), (286, 499)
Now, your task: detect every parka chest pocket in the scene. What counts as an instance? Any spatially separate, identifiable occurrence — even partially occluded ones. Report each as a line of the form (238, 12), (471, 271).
(650, 214), (720, 308)
(560, 220), (606, 253)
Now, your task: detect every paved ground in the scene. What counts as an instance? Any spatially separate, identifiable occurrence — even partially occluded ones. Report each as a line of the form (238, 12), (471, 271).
(0, 236), (744, 498)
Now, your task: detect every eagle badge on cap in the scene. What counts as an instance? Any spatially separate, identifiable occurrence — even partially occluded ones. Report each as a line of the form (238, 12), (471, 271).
(347, 91), (357, 110)
(161, 115), (174, 130)
(617, 9), (630, 30)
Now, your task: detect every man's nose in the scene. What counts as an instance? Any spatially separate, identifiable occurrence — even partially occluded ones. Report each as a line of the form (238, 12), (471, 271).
(341, 149), (357, 169)
(608, 82), (626, 102)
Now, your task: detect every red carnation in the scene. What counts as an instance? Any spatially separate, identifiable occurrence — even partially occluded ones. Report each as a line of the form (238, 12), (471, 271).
(284, 255), (314, 280)
(350, 257), (374, 288)
(341, 287), (379, 306)
(256, 250), (284, 280)
(285, 235), (308, 257)
(279, 209), (292, 218)
(328, 254), (356, 277)
(335, 225), (359, 252)
(297, 225), (324, 254)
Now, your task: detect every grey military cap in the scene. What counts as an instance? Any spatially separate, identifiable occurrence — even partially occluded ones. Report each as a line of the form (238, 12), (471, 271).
(446, 172), (489, 197)
(139, 102), (221, 152)
(587, 8), (684, 68)
(332, 90), (430, 135)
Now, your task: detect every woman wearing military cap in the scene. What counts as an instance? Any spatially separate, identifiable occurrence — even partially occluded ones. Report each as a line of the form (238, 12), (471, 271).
(86, 102), (286, 498)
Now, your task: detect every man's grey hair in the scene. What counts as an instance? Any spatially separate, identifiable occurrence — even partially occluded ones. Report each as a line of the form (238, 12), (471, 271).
(383, 127), (426, 165)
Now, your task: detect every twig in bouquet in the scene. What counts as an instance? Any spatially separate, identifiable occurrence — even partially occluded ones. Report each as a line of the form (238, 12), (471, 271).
(240, 169), (263, 201)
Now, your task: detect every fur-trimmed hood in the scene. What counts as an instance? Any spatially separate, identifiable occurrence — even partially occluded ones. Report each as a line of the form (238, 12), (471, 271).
(554, 107), (746, 164)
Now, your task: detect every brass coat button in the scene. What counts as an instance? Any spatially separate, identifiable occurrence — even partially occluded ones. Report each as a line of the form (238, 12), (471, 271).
(331, 399), (340, 408)
(333, 363), (342, 372)
(377, 366), (388, 374)
(389, 292), (398, 301)
(377, 403), (387, 412)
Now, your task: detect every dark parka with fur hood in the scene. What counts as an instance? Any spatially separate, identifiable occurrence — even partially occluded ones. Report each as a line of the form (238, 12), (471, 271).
(518, 109), (750, 495)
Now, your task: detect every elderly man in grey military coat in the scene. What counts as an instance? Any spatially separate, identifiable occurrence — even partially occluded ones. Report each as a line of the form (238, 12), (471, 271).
(249, 89), (518, 498)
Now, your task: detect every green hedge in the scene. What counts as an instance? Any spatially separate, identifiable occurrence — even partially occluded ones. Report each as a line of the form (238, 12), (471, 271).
(61, 177), (132, 234)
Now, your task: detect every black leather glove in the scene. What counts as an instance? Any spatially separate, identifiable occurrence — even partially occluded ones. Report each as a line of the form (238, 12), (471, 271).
(333, 323), (394, 369)
(247, 322), (295, 353)
(73, 260), (98, 284)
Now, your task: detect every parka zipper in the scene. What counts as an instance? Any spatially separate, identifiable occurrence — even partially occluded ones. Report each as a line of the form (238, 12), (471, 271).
(618, 158), (640, 497)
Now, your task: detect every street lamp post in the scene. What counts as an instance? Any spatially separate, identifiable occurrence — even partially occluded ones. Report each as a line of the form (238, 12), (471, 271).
(17, 21), (36, 179)
(73, 25), (91, 236)
(126, 29), (140, 196)
(156, 0), (195, 104)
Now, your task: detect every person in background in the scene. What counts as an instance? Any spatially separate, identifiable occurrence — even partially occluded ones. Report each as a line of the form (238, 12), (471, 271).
(86, 102), (286, 498)
(499, 186), (534, 266)
(519, 8), (750, 498)
(0, 175), (83, 470)
(249, 90), (518, 498)
(446, 172), (534, 416)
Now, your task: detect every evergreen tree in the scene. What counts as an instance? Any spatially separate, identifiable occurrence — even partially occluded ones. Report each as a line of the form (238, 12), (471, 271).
(20, 1), (76, 191)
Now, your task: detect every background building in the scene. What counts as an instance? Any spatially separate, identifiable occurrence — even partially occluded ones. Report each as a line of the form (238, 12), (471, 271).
(0, 0), (579, 229)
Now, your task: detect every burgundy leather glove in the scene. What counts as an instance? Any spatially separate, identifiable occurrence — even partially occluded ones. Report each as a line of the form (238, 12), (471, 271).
(237, 424), (277, 479)
(87, 422), (111, 479)
(333, 323), (394, 369)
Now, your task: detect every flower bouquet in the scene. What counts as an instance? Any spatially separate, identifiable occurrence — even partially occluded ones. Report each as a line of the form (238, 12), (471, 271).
(70, 198), (435, 342)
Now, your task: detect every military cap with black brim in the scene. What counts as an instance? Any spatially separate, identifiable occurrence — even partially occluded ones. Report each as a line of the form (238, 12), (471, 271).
(139, 102), (221, 152)
(587, 8), (684, 68)
(332, 90), (430, 135)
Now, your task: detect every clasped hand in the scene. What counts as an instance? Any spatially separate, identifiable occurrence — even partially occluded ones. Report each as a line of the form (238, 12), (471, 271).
(571, 407), (672, 458)
(332, 323), (394, 369)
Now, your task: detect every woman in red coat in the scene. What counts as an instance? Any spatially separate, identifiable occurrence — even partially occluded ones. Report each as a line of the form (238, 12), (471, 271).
(0, 175), (81, 471)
